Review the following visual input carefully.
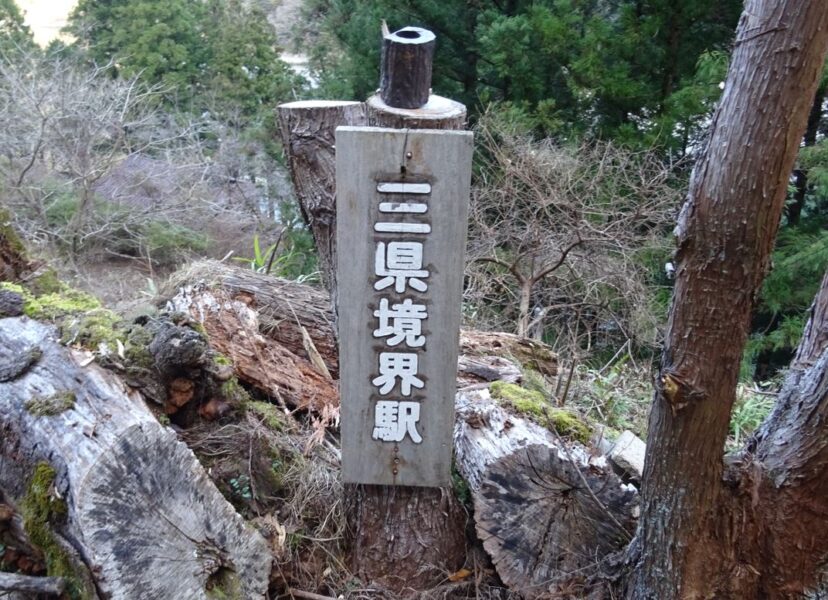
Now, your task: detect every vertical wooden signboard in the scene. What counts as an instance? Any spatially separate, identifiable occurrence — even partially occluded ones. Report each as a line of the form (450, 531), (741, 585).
(336, 125), (473, 487)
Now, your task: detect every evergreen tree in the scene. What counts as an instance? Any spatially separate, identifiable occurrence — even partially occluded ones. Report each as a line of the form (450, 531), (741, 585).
(67, 0), (302, 116)
(307, 0), (741, 147)
(0, 0), (36, 54)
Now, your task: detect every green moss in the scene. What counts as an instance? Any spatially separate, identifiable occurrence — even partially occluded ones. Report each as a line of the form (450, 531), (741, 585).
(246, 400), (283, 431)
(0, 281), (28, 297)
(546, 409), (591, 444)
(61, 309), (122, 348)
(25, 391), (76, 416)
(21, 463), (92, 600)
(23, 286), (101, 321)
(189, 320), (208, 337)
(124, 325), (155, 369)
(205, 566), (242, 599)
(490, 381), (591, 443)
(213, 353), (232, 366)
(28, 269), (63, 295)
(490, 381), (547, 416)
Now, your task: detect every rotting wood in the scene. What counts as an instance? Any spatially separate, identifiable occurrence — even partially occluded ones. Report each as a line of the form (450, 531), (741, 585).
(165, 261), (557, 385)
(167, 282), (339, 416)
(0, 317), (270, 599)
(167, 260), (339, 378)
(475, 444), (637, 598)
(454, 388), (638, 598)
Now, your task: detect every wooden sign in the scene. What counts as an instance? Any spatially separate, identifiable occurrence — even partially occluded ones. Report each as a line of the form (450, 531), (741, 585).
(336, 126), (473, 487)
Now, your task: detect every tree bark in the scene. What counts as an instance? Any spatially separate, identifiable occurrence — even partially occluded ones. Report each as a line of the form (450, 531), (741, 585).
(737, 271), (828, 597)
(380, 26), (436, 109)
(277, 101), (367, 295)
(0, 317), (271, 599)
(628, 2), (828, 598)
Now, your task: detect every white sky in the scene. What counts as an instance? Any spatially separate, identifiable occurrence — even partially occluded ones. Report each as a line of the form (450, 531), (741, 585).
(17, 0), (77, 46)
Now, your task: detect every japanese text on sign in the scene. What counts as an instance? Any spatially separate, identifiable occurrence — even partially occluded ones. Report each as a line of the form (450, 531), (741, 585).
(371, 183), (432, 443)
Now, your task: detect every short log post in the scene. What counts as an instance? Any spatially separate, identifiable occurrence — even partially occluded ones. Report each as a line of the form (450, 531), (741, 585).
(345, 26), (468, 592)
(379, 25), (435, 109)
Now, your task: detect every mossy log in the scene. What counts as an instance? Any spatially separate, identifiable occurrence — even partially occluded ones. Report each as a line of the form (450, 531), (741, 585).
(454, 388), (637, 598)
(167, 261), (557, 386)
(0, 317), (270, 599)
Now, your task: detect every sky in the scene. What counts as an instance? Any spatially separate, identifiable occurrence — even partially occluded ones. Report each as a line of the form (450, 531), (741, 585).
(17, 0), (77, 46)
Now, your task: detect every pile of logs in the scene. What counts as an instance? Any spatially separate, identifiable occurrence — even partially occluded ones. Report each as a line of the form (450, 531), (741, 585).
(0, 253), (642, 598)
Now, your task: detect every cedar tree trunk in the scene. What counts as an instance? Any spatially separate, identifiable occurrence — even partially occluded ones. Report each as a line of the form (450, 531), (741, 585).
(628, 1), (828, 598)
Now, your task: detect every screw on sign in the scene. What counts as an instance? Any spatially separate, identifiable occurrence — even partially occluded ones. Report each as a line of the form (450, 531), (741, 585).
(336, 126), (473, 487)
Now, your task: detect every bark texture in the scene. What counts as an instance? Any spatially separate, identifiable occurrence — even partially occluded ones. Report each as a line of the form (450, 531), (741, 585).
(277, 101), (367, 294)
(629, 2), (828, 598)
(379, 26), (435, 109)
(740, 271), (828, 597)
(0, 318), (270, 599)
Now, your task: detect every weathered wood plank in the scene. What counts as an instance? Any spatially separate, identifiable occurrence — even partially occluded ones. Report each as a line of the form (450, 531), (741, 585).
(336, 126), (473, 487)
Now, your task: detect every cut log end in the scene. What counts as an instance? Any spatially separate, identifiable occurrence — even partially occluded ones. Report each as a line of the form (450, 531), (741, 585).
(475, 444), (638, 598)
(366, 94), (466, 131)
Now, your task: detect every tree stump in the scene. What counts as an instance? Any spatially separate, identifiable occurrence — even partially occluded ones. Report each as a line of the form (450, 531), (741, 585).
(277, 101), (367, 295)
(475, 444), (638, 598)
(380, 26), (435, 109)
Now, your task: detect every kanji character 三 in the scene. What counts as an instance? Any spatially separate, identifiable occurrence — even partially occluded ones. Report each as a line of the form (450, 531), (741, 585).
(374, 241), (429, 293)
(373, 298), (427, 347)
(371, 352), (425, 396)
(372, 400), (423, 443)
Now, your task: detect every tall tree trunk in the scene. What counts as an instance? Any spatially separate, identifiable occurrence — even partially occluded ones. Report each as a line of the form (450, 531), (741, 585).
(516, 278), (531, 338)
(740, 271), (828, 596)
(628, 2), (828, 598)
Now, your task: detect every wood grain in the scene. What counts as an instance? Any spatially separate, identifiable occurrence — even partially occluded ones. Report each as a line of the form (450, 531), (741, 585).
(336, 126), (473, 487)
